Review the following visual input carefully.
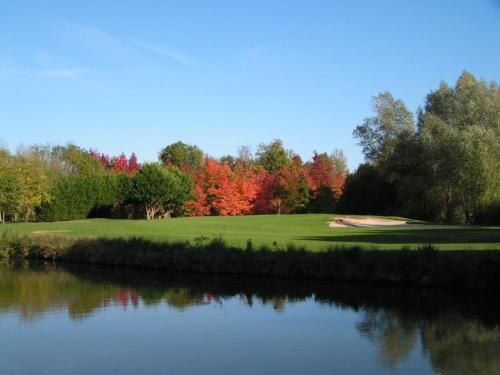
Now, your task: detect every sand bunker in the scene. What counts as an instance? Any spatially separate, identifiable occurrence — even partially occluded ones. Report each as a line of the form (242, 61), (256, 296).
(328, 217), (409, 228)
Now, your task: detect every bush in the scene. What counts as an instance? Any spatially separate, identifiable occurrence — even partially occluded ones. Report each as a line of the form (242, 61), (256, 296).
(37, 174), (121, 221)
(1, 234), (500, 291)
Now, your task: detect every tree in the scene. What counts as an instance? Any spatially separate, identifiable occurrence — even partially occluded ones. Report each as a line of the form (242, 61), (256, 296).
(11, 152), (51, 222)
(0, 148), (11, 173)
(132, 163), (193, 219)
(331, 149), (348, 177)
(90, 150), (141, 175)
(159, 142), (204, 170)
(111, 153), (128, 174)
(338, 164), (396, 215)
(219, 155), (237, 169)
(185, 158), (256, 216)
(307, 152), (346, 213)
(56, 145), (105, 177)
(256, 139), (290, 172)
(0, 173), (20, 222)
(127, 153), (141, 174)
(419, 71), (500, 223)
(237, 145), (254, 170)
(89, 149), (111, 169)
(354, 92), (415, 164)
(274, 155), (310, 214)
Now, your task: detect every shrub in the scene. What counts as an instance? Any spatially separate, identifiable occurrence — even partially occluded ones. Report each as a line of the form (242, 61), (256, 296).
(37, 174), (121, 221)
(1, 234), (500, 291)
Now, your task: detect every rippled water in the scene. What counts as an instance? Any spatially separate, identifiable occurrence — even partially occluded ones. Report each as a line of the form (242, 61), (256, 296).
(1, 262), (499, 375)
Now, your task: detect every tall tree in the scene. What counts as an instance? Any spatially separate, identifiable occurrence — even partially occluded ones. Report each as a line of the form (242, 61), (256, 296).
(354, 92), (415, 164)
(419, 71), (500, 223)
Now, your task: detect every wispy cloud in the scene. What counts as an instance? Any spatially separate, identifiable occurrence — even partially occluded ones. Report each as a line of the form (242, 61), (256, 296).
(61, 20), (199, 67)
(39, 68), (89, 78)
(0, 58), (87, 80)
(125, 37), (199, 67)
(61, 21), (131, 58)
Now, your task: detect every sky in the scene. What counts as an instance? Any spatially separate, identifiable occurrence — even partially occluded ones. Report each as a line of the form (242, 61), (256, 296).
(1, 0), (499, 169)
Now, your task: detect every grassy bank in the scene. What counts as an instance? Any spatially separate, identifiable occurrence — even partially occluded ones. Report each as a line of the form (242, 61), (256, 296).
(1, 214), (499, 250)
(1, 232), (500, 291)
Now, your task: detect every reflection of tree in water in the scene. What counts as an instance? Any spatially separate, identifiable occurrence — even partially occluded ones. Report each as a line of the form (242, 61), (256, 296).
(357, 310), (418, 369)
(422, 316), (500, 375)
(0, 264), (294, 320)
(356, 310), (500, 374)
(2, 262), (500, 374)
(0, 264), (116, 321)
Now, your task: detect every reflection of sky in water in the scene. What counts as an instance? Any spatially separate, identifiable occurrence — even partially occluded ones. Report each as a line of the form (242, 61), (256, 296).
(0, 265), (498, 375)
(1, 298), (433, 375)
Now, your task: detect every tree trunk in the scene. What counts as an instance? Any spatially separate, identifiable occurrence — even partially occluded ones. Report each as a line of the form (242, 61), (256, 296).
(145, 205), (159, 220)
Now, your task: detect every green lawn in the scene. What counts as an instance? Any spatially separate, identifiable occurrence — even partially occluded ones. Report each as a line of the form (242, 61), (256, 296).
(1, 214), (499, 250)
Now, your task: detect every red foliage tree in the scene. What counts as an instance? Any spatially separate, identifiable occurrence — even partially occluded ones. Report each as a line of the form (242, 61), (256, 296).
(90, 150), (141, 175)
(307, 152), (346, 212)
(90, 150), (111, 169)
(254, 157), (310, 214)
(253, 169), (277, 214)
(308, 152), (346, 199)
(127, 153), (141, 174)
(111, 153), (128, 174)
(185, 184), (211, 216)
(275, 155), (310, 213)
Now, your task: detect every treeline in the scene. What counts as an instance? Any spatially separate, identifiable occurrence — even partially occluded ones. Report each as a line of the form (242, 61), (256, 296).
(1, 71), (498, 224)
(340, 71), (500, 224)
(0, 140), (347, 222)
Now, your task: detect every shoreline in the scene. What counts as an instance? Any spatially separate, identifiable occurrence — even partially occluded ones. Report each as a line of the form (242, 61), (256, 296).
(1, 233), (500, 291)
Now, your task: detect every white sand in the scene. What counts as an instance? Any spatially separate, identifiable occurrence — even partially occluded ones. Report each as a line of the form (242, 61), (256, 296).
(33, 230), (74, 234)
(328, 217), (409, 228)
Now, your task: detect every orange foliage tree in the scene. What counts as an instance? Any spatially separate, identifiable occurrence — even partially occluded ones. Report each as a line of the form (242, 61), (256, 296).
(185, 158), (261, 216)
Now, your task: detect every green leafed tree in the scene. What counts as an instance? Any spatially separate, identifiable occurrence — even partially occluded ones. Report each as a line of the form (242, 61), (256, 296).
(0, 173), (21, 222)
(420, 71), (500, 223)
(354, 92), (415, 164)
(256, 139), (290, 172)
(158, 142), (204, 170)
(11, 153), (51, 222)
(132, 163), (193, 219)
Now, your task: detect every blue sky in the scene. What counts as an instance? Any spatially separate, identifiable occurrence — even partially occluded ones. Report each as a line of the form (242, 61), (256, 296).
(1, 0), (499, 169)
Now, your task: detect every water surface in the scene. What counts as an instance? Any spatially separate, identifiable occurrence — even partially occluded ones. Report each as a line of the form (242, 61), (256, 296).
(1, 262), (499, 374)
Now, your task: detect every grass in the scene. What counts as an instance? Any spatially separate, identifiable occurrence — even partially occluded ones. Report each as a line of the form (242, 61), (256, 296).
(0, 214), (499, 250)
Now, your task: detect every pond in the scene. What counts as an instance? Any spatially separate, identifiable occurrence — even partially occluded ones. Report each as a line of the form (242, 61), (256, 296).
(1, 262), (499, 374)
